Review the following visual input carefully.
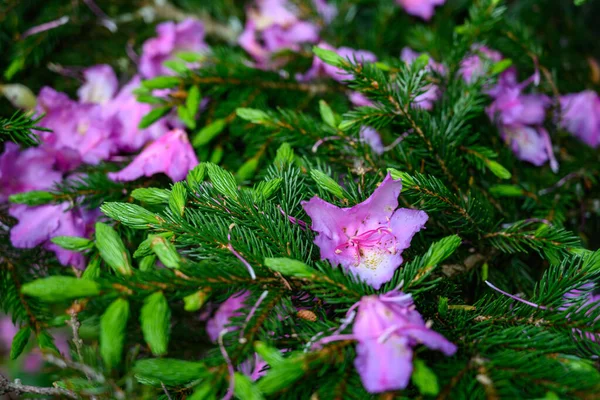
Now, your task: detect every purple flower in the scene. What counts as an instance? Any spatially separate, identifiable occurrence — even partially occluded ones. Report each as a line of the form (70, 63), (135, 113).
(298, 43), (376, 106)
(0, 316), (71, 374)
(108, 129), (199, 182)
(559, 90), (600, 148)
(78, 64), (170, 152)
(400, 47), (445, 110)
(354, 291), (456, 391)
(396, 0), (445, 20)
(299, 43), (377, 83)
(487, 89), (549, 126)
(348, 92), (374, 107)
(500, 125), (558, 172)
(352, 290), (456, 392)
(140, 19), (208, 79)
(103, 75), (170, 152)
(562, 283), (600, 342)
(485, 66), (558, 171)
(302, 173), (428, 289)
(0, 316), (18, 350)
(77, 64), (118, 105)
(239, 0), (320, 67)
(206, 291), (250, 342)
(9, 203), (96, 269)
(0, 143), (62, 202)
(359, 126), (384, 155)
(36, 87), (115, 166)
(313, 0), (337, 23)
(238, 353), (268, 381)
(205, 292), (270, 381)
(460, 45), (503, 84)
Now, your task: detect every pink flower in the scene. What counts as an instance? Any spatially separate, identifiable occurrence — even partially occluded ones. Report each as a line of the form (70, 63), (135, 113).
(140, 19), (207, 79)
(103, 75), (170, 152)
(302, 173), (428, 289)
(0, 143), (62, 202)
(499, 125), (557, 171)
(352, 290), (456, 392)
(487, 89), (549, 126)
(9, 203), (96, 269)
(206, 291), (249, 342)
(205, 292), (270, 381)
(0, 316), (71, 374)
(108, 129), (199, 182)
(460, 45), (503, 84)
(559, 90), (600, 148)
(239, 0), (320, 68)
(36, 87), (115, 165)
(298, 43), (377, 106)
(562, 283), (600, 342)
(299, 43), (377, 83)
(77, 64), (118, 105)
(396, 0), (445, 20)
(359, 126), (384, 155)
(238, 353), (268, 381)
(348, 92), (374, 107)
(313, 0), (337, 23)
(485, 65), (558, 171)
(400, 47), (445, 110)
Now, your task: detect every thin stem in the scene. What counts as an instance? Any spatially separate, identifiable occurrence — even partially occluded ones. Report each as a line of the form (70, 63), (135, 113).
(0, 373), (78, 399)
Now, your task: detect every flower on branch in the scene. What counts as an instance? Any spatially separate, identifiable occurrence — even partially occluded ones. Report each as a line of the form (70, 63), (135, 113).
(559, 91), (600, 148)
(108, 129), (199, 182)
(302, 173), (428, 289)
(140, 19), (208, 79)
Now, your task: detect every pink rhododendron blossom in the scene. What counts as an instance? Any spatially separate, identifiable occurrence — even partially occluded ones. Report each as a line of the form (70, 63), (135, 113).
(239, 0), (320, 67)
(77, 64), (118, 104)
(108, 129), (199, 182)
(103, 75), (170, 152)
(140, 19), (208, 78)
(298, 43), (377, 106)
(487, 89), (549, 126)
(206, 291), (249, 342)
(302, 173), (428, 289)
(348, 91), (374, 107)
(396, 0), (445, 20)
(359, 126), (384, 155)
(81, 64), (169, 152)
(400, 47), (445, 110)
(0, 316), (71, 374)
(0, 142), (62, 202)
(238, 353), (268, 381)
(37, 65), (171, 161)
(9, 203), (96, 269)
(299, 43), (377, 83)
(352, 290), (456, 392)
(499, 125), (557, 171)
(205, 292), (269, 381)
(313, 0), (337, 22)
(486, 66), (557, 171)
(562, 283), (600, 342)
(36, 87), (115, 165)
(460, 45), (503, 84)
(559, 90), (600, 148)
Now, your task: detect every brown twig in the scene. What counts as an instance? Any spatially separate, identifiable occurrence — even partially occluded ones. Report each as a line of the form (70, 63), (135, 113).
(0, 373), (79, 399)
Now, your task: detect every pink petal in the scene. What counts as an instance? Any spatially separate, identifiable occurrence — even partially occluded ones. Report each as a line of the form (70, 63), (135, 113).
(77, 64), (118, 104)
(389, 208), (429, 252)
(355, 337), (413, 393)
